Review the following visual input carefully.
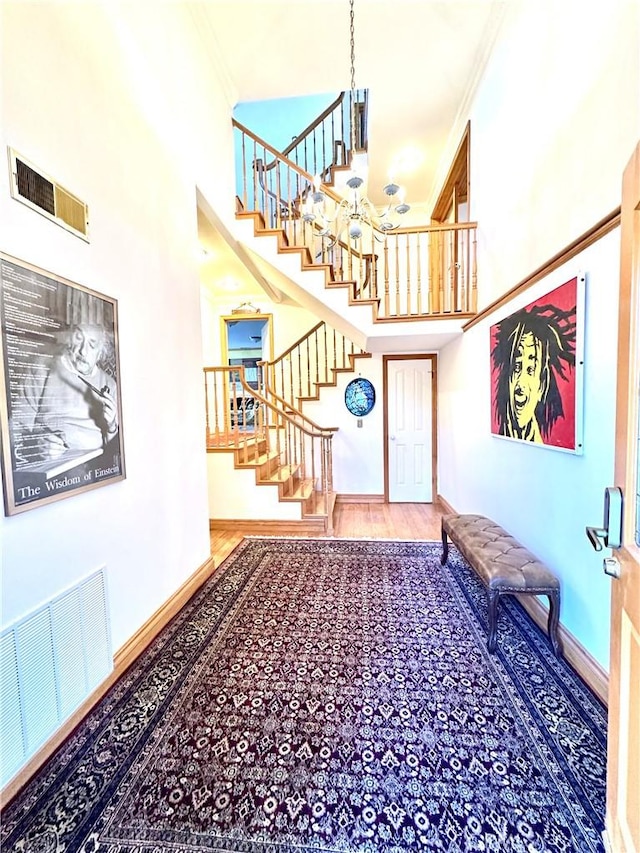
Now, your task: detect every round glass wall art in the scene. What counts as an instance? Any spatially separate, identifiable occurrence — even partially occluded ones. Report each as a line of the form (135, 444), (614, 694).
(344, 377), (376, 417)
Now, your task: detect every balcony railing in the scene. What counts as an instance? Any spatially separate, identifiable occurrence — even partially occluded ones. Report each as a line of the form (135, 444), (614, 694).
(233, 120), (478, 322)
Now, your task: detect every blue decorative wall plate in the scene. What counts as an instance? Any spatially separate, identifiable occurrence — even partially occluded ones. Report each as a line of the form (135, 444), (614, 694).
(345, 378), (376, 416)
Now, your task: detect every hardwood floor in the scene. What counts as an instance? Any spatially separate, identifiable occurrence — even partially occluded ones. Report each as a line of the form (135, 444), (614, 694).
(210, 501), (446, 568)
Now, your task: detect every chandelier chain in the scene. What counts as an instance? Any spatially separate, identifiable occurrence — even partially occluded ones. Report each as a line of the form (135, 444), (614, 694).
(302, 0), (410, 245)
(349, 0), (356, 153)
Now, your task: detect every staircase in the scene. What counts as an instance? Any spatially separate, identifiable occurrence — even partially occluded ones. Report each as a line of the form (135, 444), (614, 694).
(232, 103), (478, 328)
(204, 366), (338, 532)
(206, 93), (480, 531)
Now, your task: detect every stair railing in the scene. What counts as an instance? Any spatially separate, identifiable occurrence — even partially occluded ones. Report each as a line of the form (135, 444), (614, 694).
(259, 91), (362, 184)
(233, 120), (478, 320)
(261, 320), (371, 411)
(204, 366), (337, 530)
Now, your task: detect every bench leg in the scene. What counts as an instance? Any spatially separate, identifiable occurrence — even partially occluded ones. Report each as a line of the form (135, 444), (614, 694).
(487, 589), (500, 653)
(547, 590), (562, 657)
(440, 527), (449, 565)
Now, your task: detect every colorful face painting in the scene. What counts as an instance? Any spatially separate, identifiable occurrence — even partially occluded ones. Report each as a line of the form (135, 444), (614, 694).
(490, 276), (584, 452)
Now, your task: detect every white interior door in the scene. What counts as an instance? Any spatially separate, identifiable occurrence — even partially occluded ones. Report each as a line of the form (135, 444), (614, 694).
(387, 358), (433, 503)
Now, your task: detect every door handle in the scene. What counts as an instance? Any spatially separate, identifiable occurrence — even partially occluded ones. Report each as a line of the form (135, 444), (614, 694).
(586, 486), (623, 552)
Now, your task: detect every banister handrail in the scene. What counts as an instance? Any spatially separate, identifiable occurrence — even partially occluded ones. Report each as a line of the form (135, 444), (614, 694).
(265, 93), (347, 167)
(204, 366), (335, 439)
(265, 320), (324, 361)
(233, 118), (346, 207)
(260, 321), (371, 416)
(235, 120), (477, 245)
(259, 366), (339, 434)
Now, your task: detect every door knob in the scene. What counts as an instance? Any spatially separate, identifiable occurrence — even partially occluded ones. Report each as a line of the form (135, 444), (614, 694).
(586, 527), (607, 552)
(586, 487), (624, 552)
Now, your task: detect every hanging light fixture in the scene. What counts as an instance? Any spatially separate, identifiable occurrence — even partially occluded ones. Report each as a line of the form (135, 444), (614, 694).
(302, 0), (411, 244)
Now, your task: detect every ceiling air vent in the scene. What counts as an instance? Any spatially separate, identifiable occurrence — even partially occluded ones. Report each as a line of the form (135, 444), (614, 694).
(8, 148), (89, 241)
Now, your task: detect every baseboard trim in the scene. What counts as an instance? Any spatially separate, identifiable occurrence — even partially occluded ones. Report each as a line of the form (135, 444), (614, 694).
(436, 494), (608, 705)
(209, 518), (326, 534)
(436, 494), (456, 515)
(114, 555), (216, 672)
(335, 494), (385, 504)
(516, 594), (608, 706)
(1, 554), (216, 809)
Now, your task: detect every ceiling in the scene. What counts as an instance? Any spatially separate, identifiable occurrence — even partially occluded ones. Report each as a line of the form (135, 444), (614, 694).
(193, 0), (506, 312)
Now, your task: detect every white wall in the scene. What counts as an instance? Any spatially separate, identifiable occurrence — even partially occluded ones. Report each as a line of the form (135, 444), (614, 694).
(304, 358), (386, 496)
(472, 1), (640, 306)
(437, 1), (640, 669)
(0, 4), (238, 658)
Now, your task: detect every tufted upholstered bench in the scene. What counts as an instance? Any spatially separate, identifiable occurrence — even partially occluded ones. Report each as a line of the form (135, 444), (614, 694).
(440, 514), (562, 656)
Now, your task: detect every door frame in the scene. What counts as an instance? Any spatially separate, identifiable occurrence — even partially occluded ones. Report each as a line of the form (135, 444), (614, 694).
(606, 140), (640, 853)
(383, 353), (438, 503)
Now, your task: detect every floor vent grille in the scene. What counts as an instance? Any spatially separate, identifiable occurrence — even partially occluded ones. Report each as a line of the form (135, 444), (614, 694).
(0, 568), (111, 788)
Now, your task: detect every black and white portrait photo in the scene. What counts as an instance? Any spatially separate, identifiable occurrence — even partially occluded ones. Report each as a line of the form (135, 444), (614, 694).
(0, 254), (125, 514)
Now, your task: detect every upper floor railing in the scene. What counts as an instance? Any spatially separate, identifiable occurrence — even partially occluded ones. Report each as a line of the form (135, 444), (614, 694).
(233, 120), (478, 321)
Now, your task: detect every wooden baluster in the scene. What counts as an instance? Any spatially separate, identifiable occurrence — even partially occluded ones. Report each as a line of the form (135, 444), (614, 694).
(395, 234), (401, 318)
(384, 239), (390, 318)
(471, 228), (478, 313)
(416, 233), (423, 315)
(289, 354), (294, 410)
(252, 138), (258, 216)
(314, 328), (320, 388)
(309, 433), (316, 508)
(275, 413), (283, 483)
(241, 132), (248, 211)
(323, 323), (328, 383)
(275, 159), (282, 232)
(449, 230), (455, 313)
(406, 234), (411, 316)
(287, 167), (294, 240)
(438, 232), (445, 316)
(203, 370), (210, 445)
(460, 228), (467, 312)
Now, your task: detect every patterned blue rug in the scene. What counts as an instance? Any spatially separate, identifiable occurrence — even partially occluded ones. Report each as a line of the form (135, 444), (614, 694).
(1, 538), (607, 852)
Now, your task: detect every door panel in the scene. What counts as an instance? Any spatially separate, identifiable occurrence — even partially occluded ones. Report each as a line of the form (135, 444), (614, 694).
(386, 357), (434, 503)
(607, 140), (640, 853)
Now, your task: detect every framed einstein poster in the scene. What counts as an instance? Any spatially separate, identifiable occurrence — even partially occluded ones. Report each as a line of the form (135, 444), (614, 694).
(0, 253), (126, 515)
(490, 273), (585, 454)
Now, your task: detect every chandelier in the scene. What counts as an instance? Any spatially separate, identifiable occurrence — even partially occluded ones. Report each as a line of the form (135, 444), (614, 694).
(301, 0), (411, 245)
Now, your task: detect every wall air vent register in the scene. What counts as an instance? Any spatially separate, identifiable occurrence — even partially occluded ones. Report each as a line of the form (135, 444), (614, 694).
(8, 147), (89, 241)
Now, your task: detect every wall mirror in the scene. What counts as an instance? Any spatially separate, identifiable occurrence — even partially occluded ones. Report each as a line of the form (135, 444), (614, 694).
(220, 313), (273, 430)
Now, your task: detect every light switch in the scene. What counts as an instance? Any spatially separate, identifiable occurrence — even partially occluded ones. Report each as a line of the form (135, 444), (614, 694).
(357, 418), (363, 428)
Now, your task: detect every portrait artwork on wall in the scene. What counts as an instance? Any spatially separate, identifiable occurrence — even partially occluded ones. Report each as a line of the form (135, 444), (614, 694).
(0, 253), (126, 515)
(490, 274), (585, 453)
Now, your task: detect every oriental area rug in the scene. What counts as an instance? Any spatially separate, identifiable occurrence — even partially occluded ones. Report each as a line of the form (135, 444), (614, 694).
(2, 538), (607, 853)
